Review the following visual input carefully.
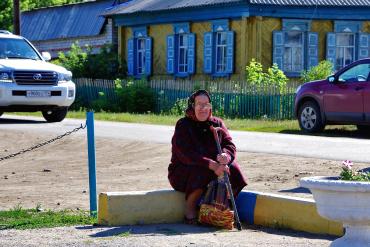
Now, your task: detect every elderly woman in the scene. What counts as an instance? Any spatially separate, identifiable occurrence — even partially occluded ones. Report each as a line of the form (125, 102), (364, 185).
(168, 89), (247, 224)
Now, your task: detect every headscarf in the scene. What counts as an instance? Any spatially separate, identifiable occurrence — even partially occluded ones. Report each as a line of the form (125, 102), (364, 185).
(185, 89), (212, 121)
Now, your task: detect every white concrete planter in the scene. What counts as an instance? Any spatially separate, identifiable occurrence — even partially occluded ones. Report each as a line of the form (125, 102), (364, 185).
(300, 176), (370, 247)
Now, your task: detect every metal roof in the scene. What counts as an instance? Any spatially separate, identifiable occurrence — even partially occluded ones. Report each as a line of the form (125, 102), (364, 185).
(103, 0), (244, 16)
(250, 0), (370, 6)
(21, 0), (115, 41)
(105, 0), (370, 16)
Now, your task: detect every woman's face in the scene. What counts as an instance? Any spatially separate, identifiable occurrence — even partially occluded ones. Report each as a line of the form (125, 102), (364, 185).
(194, 94), (211, 121)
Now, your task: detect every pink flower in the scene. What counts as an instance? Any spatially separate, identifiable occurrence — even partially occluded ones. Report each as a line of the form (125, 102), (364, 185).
(342, 160), (353, 170)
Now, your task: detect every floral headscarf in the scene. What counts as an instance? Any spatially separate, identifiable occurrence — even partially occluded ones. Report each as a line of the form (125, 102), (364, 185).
(185, 89), (212, 121)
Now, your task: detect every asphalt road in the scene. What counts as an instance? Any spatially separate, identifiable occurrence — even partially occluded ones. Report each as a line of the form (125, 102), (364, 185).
(1, 114), (370, 162)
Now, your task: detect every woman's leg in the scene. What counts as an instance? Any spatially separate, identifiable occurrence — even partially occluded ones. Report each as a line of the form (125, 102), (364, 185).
(185, 188), (203, 219)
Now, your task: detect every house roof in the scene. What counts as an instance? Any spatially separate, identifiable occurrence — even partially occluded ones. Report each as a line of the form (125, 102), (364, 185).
(103, 0), (243, 16)
(104, 0), (369, 16)
(21, 0), (115, 41)
(250, 0), (370, 6)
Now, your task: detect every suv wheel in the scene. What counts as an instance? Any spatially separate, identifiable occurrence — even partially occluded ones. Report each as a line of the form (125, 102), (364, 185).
(298, 101), (324, 133)
(42, 107), (68, 122)
(357, 125), (370, 133)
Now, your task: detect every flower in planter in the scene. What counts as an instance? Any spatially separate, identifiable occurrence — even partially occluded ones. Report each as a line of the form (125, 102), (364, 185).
(340, 160), (370, 182)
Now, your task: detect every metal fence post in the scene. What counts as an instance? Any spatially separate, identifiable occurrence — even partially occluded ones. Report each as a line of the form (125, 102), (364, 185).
(86, 111), (97, 217)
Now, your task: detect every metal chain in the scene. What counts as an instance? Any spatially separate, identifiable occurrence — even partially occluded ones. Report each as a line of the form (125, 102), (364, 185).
(0, 123), (87, 162)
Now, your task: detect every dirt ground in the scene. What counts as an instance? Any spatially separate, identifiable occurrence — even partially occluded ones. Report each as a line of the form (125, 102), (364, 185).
(3, 128), (366, 246)
(1, 128), (369, 211)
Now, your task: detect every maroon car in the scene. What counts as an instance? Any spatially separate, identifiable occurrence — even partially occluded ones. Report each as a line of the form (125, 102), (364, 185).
(295, 58), (370, 133)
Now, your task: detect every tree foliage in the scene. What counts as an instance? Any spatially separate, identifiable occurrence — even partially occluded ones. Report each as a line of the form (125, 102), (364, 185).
(0, 0), (83, 32)
(300, 60), (334, 83)
(54, 41), (123, 79)
(245, 58), (288, 89)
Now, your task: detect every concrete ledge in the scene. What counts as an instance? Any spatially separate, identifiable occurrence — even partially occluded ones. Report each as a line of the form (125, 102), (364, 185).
(98, 189), (343, 236)
(98, 190), (185, 225)
(236, 191), (343, 236)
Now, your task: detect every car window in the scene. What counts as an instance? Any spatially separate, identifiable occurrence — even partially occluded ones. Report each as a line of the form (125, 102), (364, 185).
(338, 63), (370, 83)
(0, 38), (40, 60)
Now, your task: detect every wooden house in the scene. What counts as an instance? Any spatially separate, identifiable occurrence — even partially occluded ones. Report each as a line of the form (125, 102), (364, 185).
(104, 0), (370, 80)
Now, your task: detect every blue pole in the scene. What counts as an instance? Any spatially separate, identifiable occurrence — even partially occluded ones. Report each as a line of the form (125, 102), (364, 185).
(86, 111), (97, 217)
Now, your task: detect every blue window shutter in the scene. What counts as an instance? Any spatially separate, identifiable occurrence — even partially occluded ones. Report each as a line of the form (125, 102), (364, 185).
(326, 33), (336, 65)
(127, 38), (134, 76)
(187, 33), (196, 75)
(307, 32), (318, 69)
(357, 33), (369, 60)
(273, 31), (284, 70)
(167, 35), (175, 74)
(226, 31), (234, 74)
(204, 32), (213, 74)
(145, 37), (152, 76)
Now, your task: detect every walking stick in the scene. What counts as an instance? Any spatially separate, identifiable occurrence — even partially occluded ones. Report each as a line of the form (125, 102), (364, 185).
(210, 125), (242, 231)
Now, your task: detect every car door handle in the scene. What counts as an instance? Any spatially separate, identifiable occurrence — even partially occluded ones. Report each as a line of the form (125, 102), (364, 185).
(355, 86), (364, 91)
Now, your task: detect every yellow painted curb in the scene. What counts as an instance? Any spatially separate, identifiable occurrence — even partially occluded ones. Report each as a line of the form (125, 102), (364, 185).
(98, 189), (343, 237)
(98, 190), (185, 226)
(253, 192), (343, 236)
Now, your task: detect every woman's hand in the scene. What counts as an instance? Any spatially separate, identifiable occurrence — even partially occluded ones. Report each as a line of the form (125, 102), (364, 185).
(209, 160), (230, 176)
(214, 163), (229, 176)
(217, 153), (230, 165)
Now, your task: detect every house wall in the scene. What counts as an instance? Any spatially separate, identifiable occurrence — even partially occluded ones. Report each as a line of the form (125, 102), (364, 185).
(118, 18), (370, 80)
(32, 19), (117, 59)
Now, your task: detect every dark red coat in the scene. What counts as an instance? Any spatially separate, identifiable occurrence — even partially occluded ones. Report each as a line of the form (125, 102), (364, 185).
(168, 116), (247, 199)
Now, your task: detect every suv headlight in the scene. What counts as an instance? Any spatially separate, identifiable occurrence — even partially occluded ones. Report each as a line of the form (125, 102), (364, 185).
(0, 71), (13, 83)
(57, 71), (72, 83)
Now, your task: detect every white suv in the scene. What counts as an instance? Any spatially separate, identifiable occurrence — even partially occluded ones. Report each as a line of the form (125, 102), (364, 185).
(0, 30), (75, 122)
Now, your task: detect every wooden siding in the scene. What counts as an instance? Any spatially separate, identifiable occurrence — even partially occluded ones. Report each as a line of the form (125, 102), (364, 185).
(364, 21), (370, 33)
(118, 19), (370, 80)
(259, 17), (280, 69)
(311, 20), (333, 62)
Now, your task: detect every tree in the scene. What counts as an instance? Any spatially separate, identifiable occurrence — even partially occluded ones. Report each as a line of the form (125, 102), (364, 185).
(0, 0), (13, 31)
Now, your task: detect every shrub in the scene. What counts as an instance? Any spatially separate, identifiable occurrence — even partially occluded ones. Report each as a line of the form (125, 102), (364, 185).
(90, 92), (116, 112)
(300, 60), (333, 83)
(54, 42), (123, 79)
(84, 44), (123, 79)
(245, 59), (265, 86)
(169, 98), (188, 116)
(54, 42), (88, 78)
(115, 79), (155, 113)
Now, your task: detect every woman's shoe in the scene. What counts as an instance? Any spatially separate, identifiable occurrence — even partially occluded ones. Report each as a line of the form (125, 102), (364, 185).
(183, 216), (199, 225)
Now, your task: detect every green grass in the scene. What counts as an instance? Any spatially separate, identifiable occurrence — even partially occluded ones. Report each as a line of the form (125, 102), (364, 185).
(7, 111), (362, 137)
(0, 205), (96, 230)
(9, 111), (299, 132)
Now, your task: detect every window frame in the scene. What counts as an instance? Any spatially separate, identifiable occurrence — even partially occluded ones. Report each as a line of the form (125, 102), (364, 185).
(136, 38), (146, 75)
(178, 34), (188, 73)
(273, 19), (318, 77)
(127, 26), (152, 78)
(166, 22), (195, 77)
(203, 19), (234, 77)
(335, 33), (355, 71)
(326, 21), (367, 71)
(215, 31), (227, 73)
(283, 31), (305, 73)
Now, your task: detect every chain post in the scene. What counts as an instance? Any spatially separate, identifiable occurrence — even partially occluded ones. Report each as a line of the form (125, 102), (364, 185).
(86, 111), (97, 217)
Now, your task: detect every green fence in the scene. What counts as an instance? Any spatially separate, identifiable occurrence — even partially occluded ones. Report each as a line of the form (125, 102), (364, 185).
(74, 78), (298, 119)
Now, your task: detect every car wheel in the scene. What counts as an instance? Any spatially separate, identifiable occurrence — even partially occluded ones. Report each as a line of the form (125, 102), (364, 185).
(357, 125), (370, 133)
(42, 107), (68, 122)
(298, 101), (324, 133)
